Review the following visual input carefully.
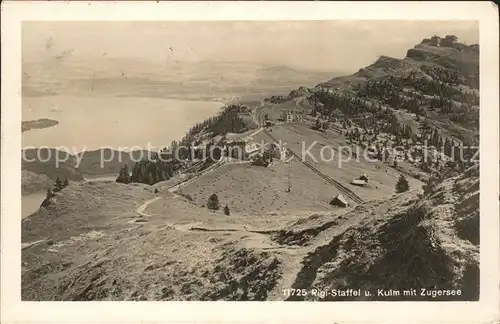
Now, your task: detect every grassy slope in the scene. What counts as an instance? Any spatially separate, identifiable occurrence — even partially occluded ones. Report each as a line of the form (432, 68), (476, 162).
(22, 165), (478, 301)
(265, 123), (423, 201)
(22, 181), (283, 301)
(299, 166), (479, 301)
(179, 161), (338, 214)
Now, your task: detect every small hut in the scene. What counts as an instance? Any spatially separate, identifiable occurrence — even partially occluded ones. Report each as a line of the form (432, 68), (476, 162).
(330, 194), (349, 207)
(351, 179), (368, 187)
(358, 174), (370, 182)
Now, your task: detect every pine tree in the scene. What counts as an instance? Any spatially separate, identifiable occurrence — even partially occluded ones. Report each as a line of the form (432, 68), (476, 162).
(207, 193), (220, 211)
(224, 205), (230, 216)
(116, 164), (131, 184)
(423, 176), (438, 196)
(54, 177), (63, 192)
(159, 170), (167, 182)
(42, 188), (54, 207)
(63, 178), (69, 188)
(395, 174), (410, 193)
(147, 173), (155, 185)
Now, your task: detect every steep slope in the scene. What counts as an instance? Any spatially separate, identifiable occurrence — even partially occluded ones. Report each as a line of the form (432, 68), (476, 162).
(288, 165), (479, 301)
(22, 181), (284, 301)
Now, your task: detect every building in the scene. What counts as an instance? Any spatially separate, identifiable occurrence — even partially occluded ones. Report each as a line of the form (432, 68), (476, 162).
(351, 179), (368, 187)
(225, 140), (247, 160)
(282, 110), (299, 123)
(358, 174), (370, 182)
(244, 141), (263, 160)
(268, 143), (289, 161)
(330, 194), (349, 207)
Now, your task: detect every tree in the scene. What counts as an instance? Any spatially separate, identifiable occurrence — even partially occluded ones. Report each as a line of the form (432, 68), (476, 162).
(315, 118), (321, 130)
(63, 178), (69, 187)
(395, 174), (410, 193)
(224, 205), (230, 216)
(54, 177), (63, 192)
(444, 34), (458, 43)
(116, 164), (131, 184)
(422, 176), (438, 196)
(207, 193), (220, 211)
(41, 188), (54, 207)
(46, 188), (54, 199)
(147, 173), (155, 185)
(159, 170), (168, 182)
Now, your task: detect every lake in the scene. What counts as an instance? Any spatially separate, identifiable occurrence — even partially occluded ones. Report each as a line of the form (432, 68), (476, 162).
(22, 95), (224, 153)
(22, 191), (47, 219)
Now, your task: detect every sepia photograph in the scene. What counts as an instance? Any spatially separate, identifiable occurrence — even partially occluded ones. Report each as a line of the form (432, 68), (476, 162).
(2, 1), (499, 324)
(19, 19), (482, 302)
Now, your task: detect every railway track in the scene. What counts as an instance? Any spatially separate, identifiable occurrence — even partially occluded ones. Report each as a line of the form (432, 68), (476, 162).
(254, 103), (364, 204)
(262, 128), (364, 205)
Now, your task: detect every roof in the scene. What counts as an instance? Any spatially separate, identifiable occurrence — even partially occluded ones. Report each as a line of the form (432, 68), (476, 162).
(334, 194), (348, 204)
(351, 179), (368, 186)
(359, 174), (370, 180)
(330, 194), (349, 206)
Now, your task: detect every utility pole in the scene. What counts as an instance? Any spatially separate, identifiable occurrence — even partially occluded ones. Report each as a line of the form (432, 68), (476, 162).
(286, 161), (291, 192)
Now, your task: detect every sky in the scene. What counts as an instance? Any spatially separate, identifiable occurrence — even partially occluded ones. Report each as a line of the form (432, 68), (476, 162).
(23, 20), (479, 73)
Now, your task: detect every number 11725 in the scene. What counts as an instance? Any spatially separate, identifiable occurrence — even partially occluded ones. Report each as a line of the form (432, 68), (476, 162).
(283, 288), (308, 297)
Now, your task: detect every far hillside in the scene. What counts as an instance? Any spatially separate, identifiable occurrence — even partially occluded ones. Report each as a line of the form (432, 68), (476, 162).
(23, 59), (338, 102)
(21, 104), (259, 193)
(259, 35), (479, 179)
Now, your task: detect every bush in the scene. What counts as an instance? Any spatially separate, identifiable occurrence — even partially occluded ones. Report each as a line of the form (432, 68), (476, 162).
(224, 205), (230, 216)
(207, 193), (220, 211)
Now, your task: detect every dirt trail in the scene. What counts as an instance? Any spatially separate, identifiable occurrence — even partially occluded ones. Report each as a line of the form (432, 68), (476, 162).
(22, 238), (49, 250)
(136, 193), (317, 300)
(135, 197), (162, 217)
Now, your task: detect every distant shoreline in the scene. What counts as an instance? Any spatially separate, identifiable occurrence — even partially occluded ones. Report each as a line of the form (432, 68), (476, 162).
(22, 118), (59, 132)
